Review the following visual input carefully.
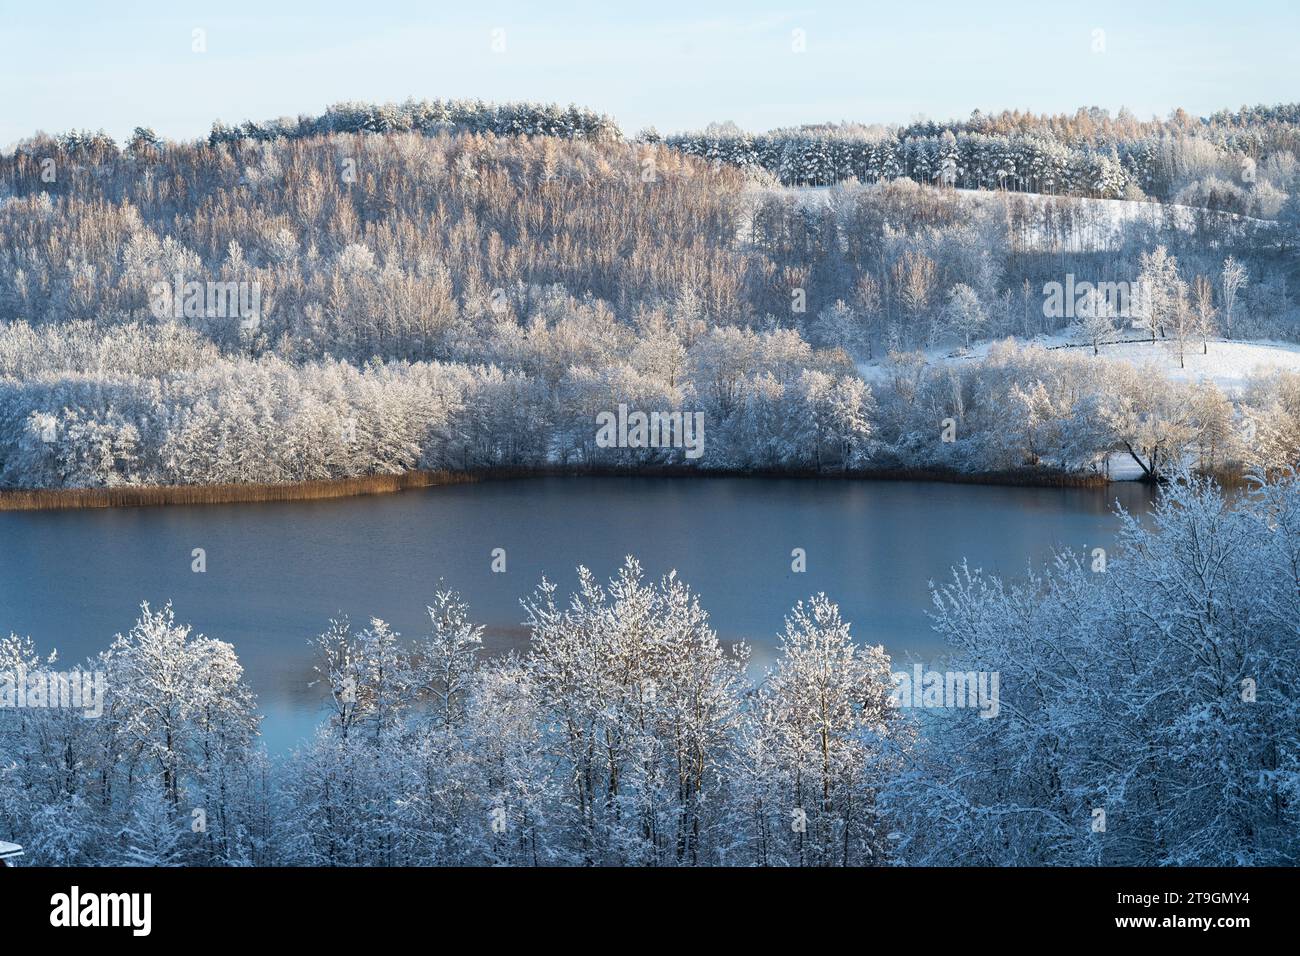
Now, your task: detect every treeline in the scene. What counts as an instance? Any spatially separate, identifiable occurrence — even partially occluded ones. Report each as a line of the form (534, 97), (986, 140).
(205, 98), (623, 147)
(2, 474), (1295, 865)
(665, 115), (1300, 204)
(667, 129), (1132, 197)
(668, 103), (1300, 203)
(4, 319), (1299, 488)
(905, 103), (1300, 157)
(28, 98), (1300, 204)
(27, 99), (622, 159)
(0, 319), (873, 485)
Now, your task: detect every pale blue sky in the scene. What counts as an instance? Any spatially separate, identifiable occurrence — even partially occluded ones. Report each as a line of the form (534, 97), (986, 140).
(2, 0), (1296, 146)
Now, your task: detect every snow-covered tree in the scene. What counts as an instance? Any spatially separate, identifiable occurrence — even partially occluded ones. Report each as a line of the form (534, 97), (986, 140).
(1135, 245), (1188, 344)
(940, 283), (988, 349)
(888, 473), (1300, 866)
(1074, 285), (1119, 355)
(738, 594), (910, 866)
(1219, 256), (1248, 340)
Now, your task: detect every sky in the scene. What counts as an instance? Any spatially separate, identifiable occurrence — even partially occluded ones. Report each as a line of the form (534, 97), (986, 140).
(2, 0), (1297, 147)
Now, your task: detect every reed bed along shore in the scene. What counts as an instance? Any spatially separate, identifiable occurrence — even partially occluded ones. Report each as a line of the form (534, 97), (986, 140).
(0, 470), (478, 511)
(0, 464), (1129, 512)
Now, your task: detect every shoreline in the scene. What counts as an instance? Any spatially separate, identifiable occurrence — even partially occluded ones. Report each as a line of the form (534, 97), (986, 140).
(0, 465), (1125, 512)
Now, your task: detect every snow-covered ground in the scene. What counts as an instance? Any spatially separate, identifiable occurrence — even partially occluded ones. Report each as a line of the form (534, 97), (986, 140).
(1054, 337), (1300, 392)
(955, 189), (1272, 252)
(857, 335), (1300, 396)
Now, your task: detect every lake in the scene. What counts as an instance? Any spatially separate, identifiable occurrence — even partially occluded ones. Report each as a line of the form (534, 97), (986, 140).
(0, 477), (1158, 753)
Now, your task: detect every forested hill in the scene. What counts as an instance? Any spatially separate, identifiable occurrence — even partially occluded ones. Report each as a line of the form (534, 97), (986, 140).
(14, 97), (1300, 205)
(1, 100), (1299, 490)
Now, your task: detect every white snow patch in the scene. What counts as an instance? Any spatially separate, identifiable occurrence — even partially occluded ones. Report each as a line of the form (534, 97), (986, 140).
(857, 336), (1300, 396)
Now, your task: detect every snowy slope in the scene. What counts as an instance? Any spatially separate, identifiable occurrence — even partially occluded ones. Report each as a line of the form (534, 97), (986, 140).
(856, 336), (1300, 396)
(751, 183), (1274, 252)
(1052, 337), (1300, 392)
(955, 189), (1272, 252)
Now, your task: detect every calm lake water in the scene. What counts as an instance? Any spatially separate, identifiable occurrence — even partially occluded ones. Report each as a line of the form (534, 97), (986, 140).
(0, 477), (1158, 753)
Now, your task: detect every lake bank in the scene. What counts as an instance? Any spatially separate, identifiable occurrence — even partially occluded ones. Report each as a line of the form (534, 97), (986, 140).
(0, 464), (1118, 512)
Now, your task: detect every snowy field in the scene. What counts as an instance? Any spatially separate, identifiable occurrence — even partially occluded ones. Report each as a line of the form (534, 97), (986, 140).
(856, 335), (1300, 396)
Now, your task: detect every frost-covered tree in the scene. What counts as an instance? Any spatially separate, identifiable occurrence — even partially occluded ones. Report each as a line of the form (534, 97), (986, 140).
(1074, 285), (1119, 355)
(105, 603), (258, 810)
(887, 473), (1300, 866)
(940, 283), (987, 349)
(1191, 274), (1218, 355)
(1219, 256), (1248, 340)
(810, 300), (865, 355)
(522, 558), (748, 865)
(1135, 245), (1188, 344)
(415, 586), (484, 731)
(116, 780), (187, 866)
(736, 594), (910, 866)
